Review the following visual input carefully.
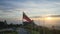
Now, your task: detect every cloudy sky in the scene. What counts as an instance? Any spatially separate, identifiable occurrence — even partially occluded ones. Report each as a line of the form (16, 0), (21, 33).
(0, 0), (60, 20)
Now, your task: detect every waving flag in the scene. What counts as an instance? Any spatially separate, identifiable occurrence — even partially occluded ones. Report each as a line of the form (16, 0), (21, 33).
(23, 12), (35, 27)
(23, 12), (32, 22)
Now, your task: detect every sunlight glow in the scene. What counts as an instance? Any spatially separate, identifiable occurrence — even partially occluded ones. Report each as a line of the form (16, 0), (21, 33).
(46, 17), (52, 20)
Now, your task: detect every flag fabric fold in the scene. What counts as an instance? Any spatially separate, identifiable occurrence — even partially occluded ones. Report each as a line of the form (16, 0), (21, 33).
(23, 12), (32, 22)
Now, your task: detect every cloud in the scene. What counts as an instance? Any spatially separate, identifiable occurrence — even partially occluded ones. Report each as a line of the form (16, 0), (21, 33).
(0, 0), (60, 19)
(0, 9), (22, 18)
(48, 15), (60, 17)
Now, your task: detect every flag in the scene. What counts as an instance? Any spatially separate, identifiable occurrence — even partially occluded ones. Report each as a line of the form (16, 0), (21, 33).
(23, 12), (32, 22)
(23, 12), (35, 26)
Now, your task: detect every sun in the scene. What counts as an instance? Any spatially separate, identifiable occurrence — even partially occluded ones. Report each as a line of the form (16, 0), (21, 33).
(46, 17), (52, 20)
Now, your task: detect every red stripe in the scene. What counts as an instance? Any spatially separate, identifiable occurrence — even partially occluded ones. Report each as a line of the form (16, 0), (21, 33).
(23, 12), (32, 22)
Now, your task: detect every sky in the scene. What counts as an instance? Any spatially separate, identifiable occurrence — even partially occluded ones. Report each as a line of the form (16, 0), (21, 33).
(0, 0), (60, 25)
(0, 0), (60, 18)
